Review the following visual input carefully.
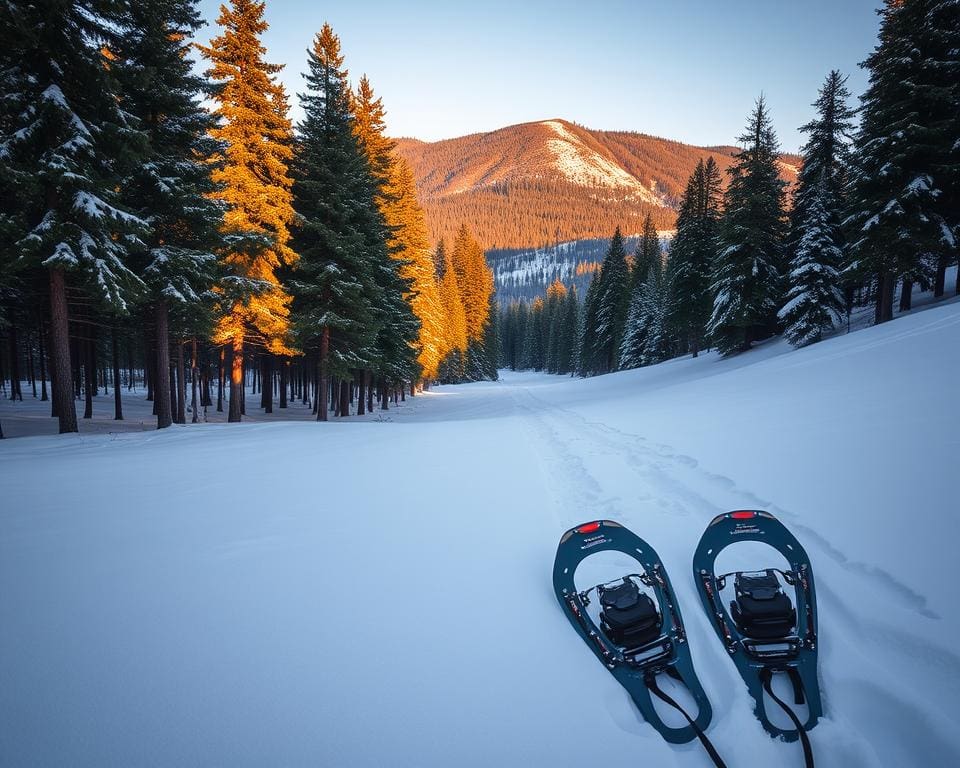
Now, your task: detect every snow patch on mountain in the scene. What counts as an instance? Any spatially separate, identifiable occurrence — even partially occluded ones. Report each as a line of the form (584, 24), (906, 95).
(542, 121), (667, 206)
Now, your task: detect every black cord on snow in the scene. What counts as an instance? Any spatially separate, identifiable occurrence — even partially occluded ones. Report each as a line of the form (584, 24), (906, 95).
(644, 673), (728, 768)
(760, 668), (815, 768)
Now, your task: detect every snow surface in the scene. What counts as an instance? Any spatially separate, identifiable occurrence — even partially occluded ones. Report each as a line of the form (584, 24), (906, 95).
(2, 300), (960, 767)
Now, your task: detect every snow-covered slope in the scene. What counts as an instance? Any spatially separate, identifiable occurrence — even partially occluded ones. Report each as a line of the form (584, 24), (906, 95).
(2, 300), (959, 767)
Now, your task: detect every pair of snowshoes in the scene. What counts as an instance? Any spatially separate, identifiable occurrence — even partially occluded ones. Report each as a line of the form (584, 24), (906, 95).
(552, 511), (820, 767)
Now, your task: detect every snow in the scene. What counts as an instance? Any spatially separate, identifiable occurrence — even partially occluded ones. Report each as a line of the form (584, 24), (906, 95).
(2, 299), (960, 766)
(542, 121), (666, 206)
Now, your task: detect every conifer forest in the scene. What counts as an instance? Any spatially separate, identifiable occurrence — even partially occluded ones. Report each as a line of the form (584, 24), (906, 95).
(0, 1), (496, 436)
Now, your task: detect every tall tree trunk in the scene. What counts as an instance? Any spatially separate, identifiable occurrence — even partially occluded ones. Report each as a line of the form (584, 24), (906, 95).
(899, 279), (912, 312)
(690, 328), (700, 358)
(217, 346), (224, 412)
(381, 378), (389, 411)
(191, 338), (199, 423)
(279, 357), (287, 409)
(261, 353), (273, 413)
(317, 328), (329, 422)
(38, 319), (48, 401)
(145, 328), (154, 404)
(27, 329), (37, 398)
(879, 273), (895, 323)
(83, 326), (95, 419)
(339, 377), (350, 417)
(169, 366), (177, 422)
(112, 325), (123, 420)
(154, 301), (173, 429)
(175, 341), (186, 425)
(934, 257), (947, 298)
(365, 370), (373, 414)
(228, 334), (243, 423)
(8, 319), (22, 401)
(48, 269), (76, 433)
(357, 371), (366, 416)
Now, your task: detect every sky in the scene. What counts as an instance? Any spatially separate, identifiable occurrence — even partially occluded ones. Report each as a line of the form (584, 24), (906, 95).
(194, 0), (883, 153)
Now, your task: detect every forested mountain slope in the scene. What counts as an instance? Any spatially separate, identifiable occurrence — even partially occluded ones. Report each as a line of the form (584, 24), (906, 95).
(396, 119), (799, 249)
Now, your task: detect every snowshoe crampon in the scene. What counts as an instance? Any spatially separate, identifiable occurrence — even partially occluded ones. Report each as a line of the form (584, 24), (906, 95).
(552, 520), (714, 746)
(693, 510), (822, 765)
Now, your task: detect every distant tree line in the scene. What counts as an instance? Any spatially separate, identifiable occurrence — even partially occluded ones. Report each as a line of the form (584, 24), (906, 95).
(502, 0), (959, 374)
(0, 0), (496, 437)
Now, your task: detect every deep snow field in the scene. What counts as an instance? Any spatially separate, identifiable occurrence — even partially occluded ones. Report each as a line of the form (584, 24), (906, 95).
(2, 298), (959, 767)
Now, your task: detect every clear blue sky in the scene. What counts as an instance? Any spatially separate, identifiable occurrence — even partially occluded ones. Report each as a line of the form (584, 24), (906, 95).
(195, 0), (882, 152)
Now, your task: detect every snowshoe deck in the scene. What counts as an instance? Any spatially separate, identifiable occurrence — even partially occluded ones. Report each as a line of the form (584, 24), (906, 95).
(553, 520), (713, 745)
(692, 510), (823, 741)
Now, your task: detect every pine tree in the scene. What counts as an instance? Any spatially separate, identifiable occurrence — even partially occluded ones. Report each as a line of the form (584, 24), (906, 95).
(556, 286), (579, 375)
(353, 76), (441, 382)
(589, 227), (631, 373)
(620, 249), (671, 368)
(199, 0), (296, 422)
(845, 0), (959, 321)
(710, 96), (787, 355)
(779, 176), (846, 346)
(578, 270), (602, 375)
(790, 72), (855, 261)
(451, 225), (495, 380)
(115, 0), (222, 429)
(435, 240), (467, 382)
(632, 213), (660, 289)
(1, 0), (146, 433)
(522, 297), (546, 370)
(288, 23), (388, 418)
(666, 157), (723, 356)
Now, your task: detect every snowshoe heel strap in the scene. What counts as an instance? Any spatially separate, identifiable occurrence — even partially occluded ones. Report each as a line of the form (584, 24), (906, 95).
(760, 667), (814, 768)
(644, 672), (728, 768)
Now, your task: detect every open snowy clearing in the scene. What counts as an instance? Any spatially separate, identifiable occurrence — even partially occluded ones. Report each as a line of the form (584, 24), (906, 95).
(2, 300), (959, 767)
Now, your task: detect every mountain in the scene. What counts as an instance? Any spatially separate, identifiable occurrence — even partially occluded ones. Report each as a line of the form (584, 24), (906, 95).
(395, 119), (800, 251)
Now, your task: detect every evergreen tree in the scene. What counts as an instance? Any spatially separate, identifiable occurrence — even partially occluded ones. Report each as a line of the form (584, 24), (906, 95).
(666, 157), (722, 356)
(577, 270), (602, 375)
(790, 71), (855, 261)
(710, 96), (787, 355)
(522, 297), (546, 370)
(199, 0), (296, 422)
(589, 227), (631, 373)
(436, 240), (467, 382)
(115, 0), (222, 429)
(845, 0), (959, 320)
(556, 286), (579, 375)
(481, 295), (500, 380)
(632, 213), (660, 289)
(778, 71), (854, 348)
(288, 23), (387, 418)
(543, 278), (567, 372)
(451, 225), (495, 380)
(620, 249), (671, 368)
(353, 76), (443, 382)
(779, 176), (846, 346)
(1, 0), (146, 433)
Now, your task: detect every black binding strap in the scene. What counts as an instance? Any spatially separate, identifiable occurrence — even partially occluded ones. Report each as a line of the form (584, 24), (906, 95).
(644, 672), (728, 768)
(760, 668), (814, 768)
